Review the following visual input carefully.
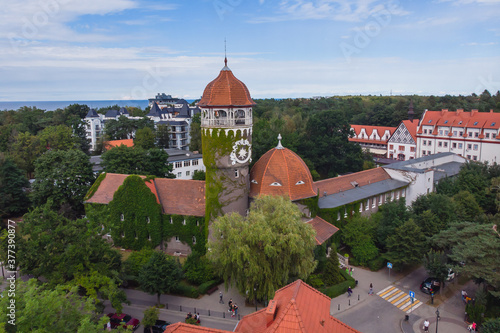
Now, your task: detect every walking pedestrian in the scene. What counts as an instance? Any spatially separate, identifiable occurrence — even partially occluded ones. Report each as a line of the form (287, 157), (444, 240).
(349, 267), (354, 277)
(196, 313), (201, 324)
(423, 319), (429, 332)
(228, 299), (233, 312)
(347, 286), (352, 297)
(368, 283), (373, 295)
(234, 304), (238, 316)
(219, 291), (224, 304)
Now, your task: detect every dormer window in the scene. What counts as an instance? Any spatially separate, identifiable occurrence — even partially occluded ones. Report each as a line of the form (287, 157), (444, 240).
(270, 182), (282, 186)
(492, 122), (496, 126)
(251, 179), (258, 184)
(428, 120), (432, 123)
(444, 120), (448, 124)
(474, 121), (478, 125)
(295, 180), (305, 185)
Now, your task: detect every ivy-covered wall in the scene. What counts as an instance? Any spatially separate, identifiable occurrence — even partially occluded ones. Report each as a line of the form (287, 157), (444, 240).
(162, 214), (206, 254)
(107, 175), (163, 250)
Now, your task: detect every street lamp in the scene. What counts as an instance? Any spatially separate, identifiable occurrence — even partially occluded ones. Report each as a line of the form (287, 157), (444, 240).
(435, 308), (440, 333)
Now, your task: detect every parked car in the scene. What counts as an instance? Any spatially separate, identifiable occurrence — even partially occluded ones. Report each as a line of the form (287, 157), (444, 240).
(420, 277), (441, 294)
(143, 320), (171, 333)
(107, 313), (140, 331)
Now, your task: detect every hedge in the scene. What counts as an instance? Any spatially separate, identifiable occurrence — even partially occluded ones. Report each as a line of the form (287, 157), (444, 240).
(321, 269), (356, 298)
(172, 281), (200, 298)
(197, 280), (221, 295)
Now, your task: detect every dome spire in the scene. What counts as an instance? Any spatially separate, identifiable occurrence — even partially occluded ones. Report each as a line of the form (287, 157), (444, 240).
(276, 134), (284, 149)
(222, 38), (230, 71)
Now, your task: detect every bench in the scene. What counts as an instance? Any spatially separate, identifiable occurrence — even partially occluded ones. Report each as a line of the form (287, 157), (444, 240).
(206, 286), (219, 295)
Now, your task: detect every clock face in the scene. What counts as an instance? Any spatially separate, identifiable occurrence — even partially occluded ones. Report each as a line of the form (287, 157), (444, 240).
(230, 139), (252, 165)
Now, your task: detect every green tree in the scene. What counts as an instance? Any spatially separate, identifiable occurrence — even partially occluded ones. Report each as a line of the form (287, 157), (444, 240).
(412, 193), (457, 229)
(9, 131), (42, 176)
(142, 307), (159, 333)
(18, 204), (122, 285)
(300, 110), (364, 178)
(123, 248), (155, 281)
(453, 190), (483, 221)
(482, 318), (500, 333)
(431, 222), (500, 296)
(38, 125), (78, 151)
(0, 155), (30, 217)
(207, 195), (317, 301)
(135, 127), (156, 149)
(374, 199), (411, 250)
(101, 146), (173, 177)
(385, 219), (427, 271)
(423, 250), (449, 291)
(342, 215), (379, 266)
(0, 279), (108, 333)
(31, 149), (94, 217)
(189, 113), (201, 152)
(138, 251), (182, 306)
(156, 124), (170, 149)
(192, 170), (206, 180)
(323, 255), (344, 285)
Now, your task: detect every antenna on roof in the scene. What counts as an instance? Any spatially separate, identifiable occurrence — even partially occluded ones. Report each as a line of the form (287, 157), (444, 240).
(224, 38), (227, 66)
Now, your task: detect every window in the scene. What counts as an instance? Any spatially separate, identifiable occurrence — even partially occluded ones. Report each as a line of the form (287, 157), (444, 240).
(359, 205), (363, 213)
(444, 120), (448, 124)
(182, 219), (186, 225)
(192, 236), (196, 244)
(177, 172), (182, 178)
(337, 212), (340, 221)
(438, 141), (442, 147)
(452, 143), (457, 148)
(148, 234), (151, 241)
(170, 217), (173, 224)
(443, 142), (448, 148)
(445, 130), (449, 135)
(235, 169), (239, 178)
(184, 160), (190, 167)
(399, 145), (404, 151)
(468, 132), (472, 137)
(396, 191), (400, 200)
(453, 131), (457, 137)
(491, 122), (496, 126)
(422, 151), (426, 155)
(474, 121), (478, 125)
(467, 144), (472, 150)
(175, 236), (180, 242)
(196, 221), (199, 226)
(423, 140), (427, 146)
(379, 195), (383, 205)
(389, 144), (394, 150)
(428, 120), (432, 123)
(494, 134), (497, 139)
(175, 161), (182, 168)
(192, 160), (199, 166)
(372, 198), (376, 208)
(475, 132), (479, 138)
(439, 130), (443, 135)
(428, 141), (432, 146)
(459, 131), (463, 136)
(467, 155), (471, 159)
(458, 121), (463, 125)
(473, 156), (478, 161)
(428, 151), (431, 155)
(186, 171), (190, 177)
(473, 144), (478, 151)
(410, 147), (415, 152)
(146, 217), (150, 224)
(121, 232), (125, 238)
(365, 199), (369, 210)
(486, 133), (490, 139)
(424, 129), (428, 134)
(458, 143), (463, 149)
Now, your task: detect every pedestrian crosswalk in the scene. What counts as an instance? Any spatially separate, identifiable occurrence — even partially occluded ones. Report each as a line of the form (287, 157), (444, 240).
(377, 286), (423, 313)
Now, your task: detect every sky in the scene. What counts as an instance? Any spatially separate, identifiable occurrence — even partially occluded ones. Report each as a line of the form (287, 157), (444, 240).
(0, 0), (499, 101)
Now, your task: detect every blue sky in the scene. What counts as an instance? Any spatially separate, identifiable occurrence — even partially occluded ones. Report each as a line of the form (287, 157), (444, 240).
(1, 0), (499, 101)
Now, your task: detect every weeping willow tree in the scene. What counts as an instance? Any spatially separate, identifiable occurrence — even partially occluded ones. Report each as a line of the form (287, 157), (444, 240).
(207, 195), (317, 301)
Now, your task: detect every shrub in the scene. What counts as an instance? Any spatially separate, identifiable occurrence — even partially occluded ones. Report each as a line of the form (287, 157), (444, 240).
(197, 280), (220, 295)
(368, 257), (386, 271)
(321, 268), (356, 298)
(173, 282), (199, 298)
(466, 303), (486, 325)
(323, 256), (344, 286)
(306, 274), (324, 289)
(183, 252), (215, 285)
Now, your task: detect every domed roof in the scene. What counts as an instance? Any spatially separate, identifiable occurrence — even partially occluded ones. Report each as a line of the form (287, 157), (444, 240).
(250, 136), (316, 201)
(198, 58), (255, 107)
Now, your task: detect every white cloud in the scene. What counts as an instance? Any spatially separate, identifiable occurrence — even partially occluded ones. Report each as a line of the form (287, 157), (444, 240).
(249, 0), (409, 23)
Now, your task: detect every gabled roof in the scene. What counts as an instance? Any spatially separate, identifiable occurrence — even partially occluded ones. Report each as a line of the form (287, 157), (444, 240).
(401, 119), (418, 142)
(350, 125), (396, 143)
(119, 107), (129, 115)
(85, 174), (205, 217)
(147, 102), (162, 117)
(105, 109), (120, 118)
(197, 58), (255, 107)
(154, 178), (205, 217)
(306, 216), (339, 245)
(313, 167), (391, 197)
(250, 147), (316, 201)
(105, 139), (134, 150)
(235, 280), (360, 333)
(418, 109), (500, 133)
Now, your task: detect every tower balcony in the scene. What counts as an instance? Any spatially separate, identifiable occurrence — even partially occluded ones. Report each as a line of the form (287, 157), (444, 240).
(201, 108), (253, 128)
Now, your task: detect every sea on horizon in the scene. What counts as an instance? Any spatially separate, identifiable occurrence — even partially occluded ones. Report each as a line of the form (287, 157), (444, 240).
(0, 99), (195, 112)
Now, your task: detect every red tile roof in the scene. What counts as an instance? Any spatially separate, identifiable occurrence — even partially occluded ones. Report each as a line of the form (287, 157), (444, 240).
(197, 59), (255, 107)
(85, 173), (205, 217)
(235, 280), (360, 333)
(154, 178), (206, 217)
(349, 125), (396, 144)
(105, 139), (134, 150)
(419, 109), (500, 132)
(313, 167), (391, 197)
(164, 323), (229, 333)
(306, 216), (339, 245)
(250, 147), (317, 201)
(401, 120), (418, 143)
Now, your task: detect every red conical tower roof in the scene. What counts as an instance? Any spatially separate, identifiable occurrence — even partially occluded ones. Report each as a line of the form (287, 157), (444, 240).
(198, 59), (255, 107)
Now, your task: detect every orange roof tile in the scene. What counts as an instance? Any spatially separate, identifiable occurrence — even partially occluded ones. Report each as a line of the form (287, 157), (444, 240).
(198, 59), (255, 107)
(164, 323), (231, 333)
(154, 178), (206, 217)
(420, 109), (500, 131)
(401, 120), (418, 143)
(313, 168), (391, 197)
(306, 216), (339, 245)
(85, 173), (129, 204)
(350, 125), (396, 144)
(235, 280), (360, 333)
(105, 139), (134, 149)
(250, 147), (317, 201)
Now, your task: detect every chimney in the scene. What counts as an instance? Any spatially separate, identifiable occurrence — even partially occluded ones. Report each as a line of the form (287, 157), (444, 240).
(491, 109), (494, 113)
(456, 109), (463, 115)
(471, 109), (478, 116)
(441, 109), (448, 116)
(265, 300), (277, 326)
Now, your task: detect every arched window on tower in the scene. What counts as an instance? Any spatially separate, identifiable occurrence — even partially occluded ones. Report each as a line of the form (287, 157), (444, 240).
(215, 110), (228, 126)
(235, 109), (245, 125)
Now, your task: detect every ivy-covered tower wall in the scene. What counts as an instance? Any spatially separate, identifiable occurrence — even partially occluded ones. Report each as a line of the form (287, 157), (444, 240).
(198, 58), (255, 222)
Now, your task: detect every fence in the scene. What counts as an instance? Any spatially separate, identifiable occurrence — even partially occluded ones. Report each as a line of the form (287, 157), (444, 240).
(163, 303), (241, 321)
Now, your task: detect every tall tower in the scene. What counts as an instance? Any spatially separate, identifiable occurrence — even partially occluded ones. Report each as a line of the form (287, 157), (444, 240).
(198, 58), (255, 221)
